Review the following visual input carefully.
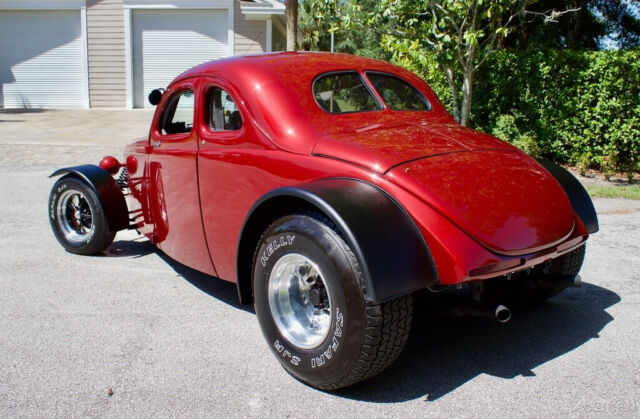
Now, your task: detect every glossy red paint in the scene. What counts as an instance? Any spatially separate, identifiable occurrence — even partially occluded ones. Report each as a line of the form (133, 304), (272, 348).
(122, 51), (590, 287)
(99, 155), (121, 175)
(388, 149), (575, 255)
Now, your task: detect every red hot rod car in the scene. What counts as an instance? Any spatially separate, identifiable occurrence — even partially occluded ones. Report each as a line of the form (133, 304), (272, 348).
(48, 52), (598, 390)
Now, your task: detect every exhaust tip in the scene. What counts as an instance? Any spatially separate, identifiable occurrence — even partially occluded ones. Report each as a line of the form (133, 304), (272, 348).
(495, 304), (511, 323)
(572, 274), (582, 287)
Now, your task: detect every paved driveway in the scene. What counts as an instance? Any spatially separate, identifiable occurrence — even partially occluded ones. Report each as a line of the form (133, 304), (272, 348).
(1, 109), (639, 417)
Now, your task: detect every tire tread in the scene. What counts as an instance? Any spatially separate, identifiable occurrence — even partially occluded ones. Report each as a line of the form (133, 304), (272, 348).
(302, 212), (413, 390)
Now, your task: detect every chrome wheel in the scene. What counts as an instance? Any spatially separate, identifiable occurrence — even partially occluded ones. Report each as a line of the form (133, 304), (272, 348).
(56, 189), (94, 244)
(268, 253), (333, 349)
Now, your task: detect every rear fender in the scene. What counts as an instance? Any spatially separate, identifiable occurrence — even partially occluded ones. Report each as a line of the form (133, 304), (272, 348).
(239, 178), (438, 305)
(50, 164), (129, 232)
(536, 159), (599, 234)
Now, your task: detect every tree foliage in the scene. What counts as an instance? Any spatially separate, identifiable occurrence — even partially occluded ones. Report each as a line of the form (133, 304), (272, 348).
(504, 0), (640, 49)
(298, 0), (390, 59)
(365, 0), (548, 126)
(472, 49), (640, 176)
(296, 1), (640, 175)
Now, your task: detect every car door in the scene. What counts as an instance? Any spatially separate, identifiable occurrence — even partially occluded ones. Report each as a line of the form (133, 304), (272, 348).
(196, 78), (262, 280)
(147, 78), (216, 276)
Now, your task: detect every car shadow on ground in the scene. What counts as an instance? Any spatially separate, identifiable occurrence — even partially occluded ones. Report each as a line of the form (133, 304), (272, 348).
(103, 238), (252, 312)
(104, 239), (156, 258)
(335, 282), (620, 402)
(155, 247), (254, 313)
(100, 240), (619, 401)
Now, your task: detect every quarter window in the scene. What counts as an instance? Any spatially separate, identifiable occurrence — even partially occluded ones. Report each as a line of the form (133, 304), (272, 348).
(366, 72), (432, 111)
(208, 87), (242, 131)
(161, 90), (194, 135)
(313, 72), (382, 114)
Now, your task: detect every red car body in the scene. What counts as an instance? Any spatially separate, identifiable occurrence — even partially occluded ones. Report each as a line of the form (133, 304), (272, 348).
(49, 52), (598, 389)
(124, 52), (592, 290)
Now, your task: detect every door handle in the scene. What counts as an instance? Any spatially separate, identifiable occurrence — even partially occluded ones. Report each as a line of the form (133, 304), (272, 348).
(153, 141), (161, 148)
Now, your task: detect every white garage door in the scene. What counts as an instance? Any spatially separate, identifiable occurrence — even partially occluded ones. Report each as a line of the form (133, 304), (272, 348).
(132, 9), (229, 108)
(0, 10), (87, 108)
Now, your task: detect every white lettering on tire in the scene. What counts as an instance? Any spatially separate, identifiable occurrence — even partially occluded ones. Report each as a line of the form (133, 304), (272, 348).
(261, 235), (296, 266)
(272, 307), (344, 370)
(311, 307), (343, 369)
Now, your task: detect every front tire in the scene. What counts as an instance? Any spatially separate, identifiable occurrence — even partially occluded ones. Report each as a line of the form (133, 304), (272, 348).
(253, 214), (412, 390)
(48, 177), (115, 255)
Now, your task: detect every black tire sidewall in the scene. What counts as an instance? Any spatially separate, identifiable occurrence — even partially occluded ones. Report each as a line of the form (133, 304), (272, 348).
(48, 177), (114, 255)
(253, 215), (366, 387)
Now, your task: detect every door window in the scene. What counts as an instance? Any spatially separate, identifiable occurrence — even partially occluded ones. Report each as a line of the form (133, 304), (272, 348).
(207, 87), (242, 131)
(161, 90), (194, 135)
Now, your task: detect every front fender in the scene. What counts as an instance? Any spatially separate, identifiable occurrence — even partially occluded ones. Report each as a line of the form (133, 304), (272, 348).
(241, 178), (438, 304)
(50, 164), (129, 232)
(536, 159), (599, 234)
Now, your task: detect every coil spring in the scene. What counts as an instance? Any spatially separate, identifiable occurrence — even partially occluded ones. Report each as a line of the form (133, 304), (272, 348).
(116, 167), (129, 189)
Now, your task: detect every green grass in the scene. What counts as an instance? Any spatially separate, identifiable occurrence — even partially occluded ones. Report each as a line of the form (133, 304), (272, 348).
(585, 184), (640, 200)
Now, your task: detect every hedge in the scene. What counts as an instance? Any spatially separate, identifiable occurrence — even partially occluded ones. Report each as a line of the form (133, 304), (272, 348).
(420, 49), (640, 176)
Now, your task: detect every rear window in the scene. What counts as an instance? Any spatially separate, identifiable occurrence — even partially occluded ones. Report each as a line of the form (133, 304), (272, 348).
(366, 72), (432, 111)
(313, 72), (382, 114)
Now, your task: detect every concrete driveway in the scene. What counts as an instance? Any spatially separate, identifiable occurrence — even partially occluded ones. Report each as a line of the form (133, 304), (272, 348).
(1, 109), (639, 417)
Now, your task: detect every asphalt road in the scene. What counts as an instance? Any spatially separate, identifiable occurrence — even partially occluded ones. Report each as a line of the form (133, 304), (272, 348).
(0, 110), (639, 417)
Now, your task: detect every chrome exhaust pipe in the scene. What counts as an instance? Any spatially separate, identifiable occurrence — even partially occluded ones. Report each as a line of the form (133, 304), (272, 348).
(446, 304), (512, 323)
(494, 304), (511, 323)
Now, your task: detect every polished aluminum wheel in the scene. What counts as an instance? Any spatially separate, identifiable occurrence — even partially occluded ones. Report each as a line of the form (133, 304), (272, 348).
(56, 189), (94, 244)
(268, 253), (333, 349)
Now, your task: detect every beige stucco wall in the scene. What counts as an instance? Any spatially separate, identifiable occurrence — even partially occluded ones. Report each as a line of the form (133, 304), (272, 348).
(87, 0), (126, 108)
(234, 1), (267, 55)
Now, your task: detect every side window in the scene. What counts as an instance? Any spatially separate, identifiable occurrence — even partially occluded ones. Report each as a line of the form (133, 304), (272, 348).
(161, 90), (194, 135)
(207, 87), (243, 131)
(366, 72), (432, 111)
(313, 72), (382, 114)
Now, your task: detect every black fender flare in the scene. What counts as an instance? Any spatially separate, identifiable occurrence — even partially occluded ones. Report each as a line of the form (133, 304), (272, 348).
(537, 159), (599, 233)
(238, 178), (438, 305)
(49, 164), (129, 232)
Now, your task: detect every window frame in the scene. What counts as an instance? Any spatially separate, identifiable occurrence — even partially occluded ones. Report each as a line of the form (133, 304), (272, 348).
(158, 88), (196, 137)
(197, 77), (248, 145)
(364, 71), (433, 112)
(205, 85), (244, 133)
(311, 70), (384, 115)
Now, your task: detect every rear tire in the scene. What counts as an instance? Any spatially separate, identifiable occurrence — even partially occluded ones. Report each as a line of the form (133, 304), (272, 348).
(252, 213), (412, 390)
(48, 177), (115, 255)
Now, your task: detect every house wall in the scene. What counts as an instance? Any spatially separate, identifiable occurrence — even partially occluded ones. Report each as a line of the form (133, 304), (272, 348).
(271, 13), (286, 52)
(87, 0), (126, 108)
(234, 1), (266, 55)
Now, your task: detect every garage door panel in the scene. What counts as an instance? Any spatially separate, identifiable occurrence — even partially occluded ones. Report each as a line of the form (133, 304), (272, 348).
(133, 9), (228, 108)
(0, 10), (86, 108)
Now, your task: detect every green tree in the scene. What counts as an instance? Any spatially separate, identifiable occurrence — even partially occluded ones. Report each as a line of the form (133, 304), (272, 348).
(368, 0), (570, 126)
(298, 0), (390, 59)
(504, 0), (640, 49)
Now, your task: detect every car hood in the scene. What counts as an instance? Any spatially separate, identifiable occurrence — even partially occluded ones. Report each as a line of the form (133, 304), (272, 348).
(312, 123), (512, 173)
(387, 150), (575, 255)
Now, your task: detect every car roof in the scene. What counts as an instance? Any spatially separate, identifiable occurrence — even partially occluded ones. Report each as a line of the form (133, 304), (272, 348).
(174, 51), (409, 85)
(170, 52), (451, 154)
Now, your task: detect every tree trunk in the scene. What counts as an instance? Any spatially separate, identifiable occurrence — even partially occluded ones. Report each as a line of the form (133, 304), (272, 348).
(460, 69), (473, 127)
(286, 0), (298, 51)
(444, 65), (461, 123)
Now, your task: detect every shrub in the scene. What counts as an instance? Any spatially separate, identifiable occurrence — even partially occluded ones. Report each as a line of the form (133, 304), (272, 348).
(416, 48), (640, 174)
